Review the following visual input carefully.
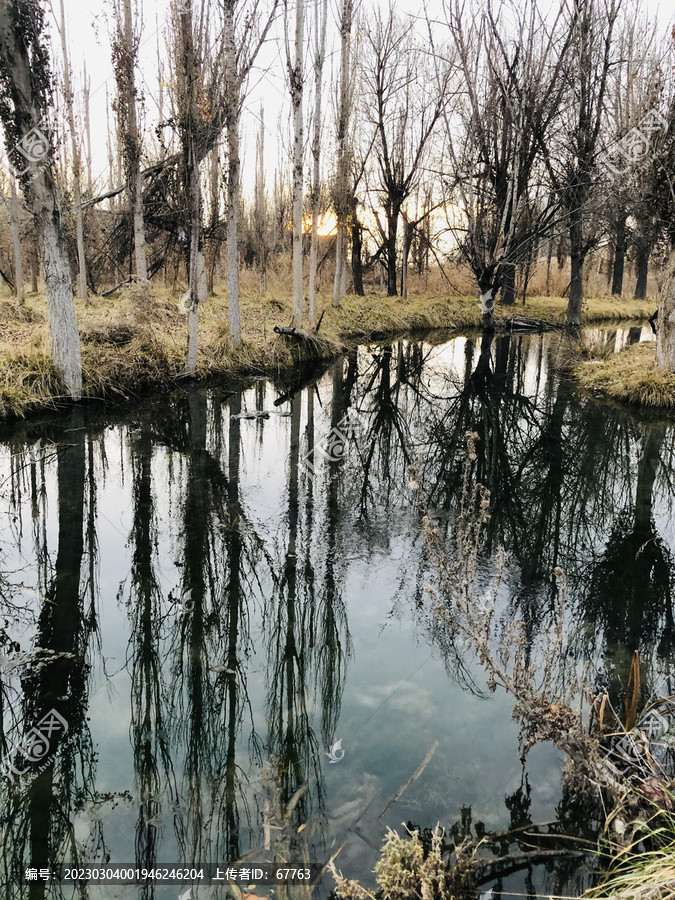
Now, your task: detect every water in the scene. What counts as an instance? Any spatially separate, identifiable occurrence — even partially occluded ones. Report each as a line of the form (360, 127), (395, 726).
(0, 325), (672, 900)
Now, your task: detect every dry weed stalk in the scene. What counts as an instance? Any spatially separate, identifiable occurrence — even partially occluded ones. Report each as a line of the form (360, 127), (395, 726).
(330, 826), (455, 900)
(412, 432), (626, 810)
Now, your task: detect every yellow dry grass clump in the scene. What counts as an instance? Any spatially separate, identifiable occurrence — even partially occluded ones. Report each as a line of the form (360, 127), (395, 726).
(574, 343), (675, 410)
(0, 282), (656, 421)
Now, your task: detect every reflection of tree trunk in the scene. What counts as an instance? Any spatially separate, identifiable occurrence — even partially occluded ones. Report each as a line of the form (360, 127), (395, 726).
(26, 411), (86, 900)
(130, 420), (165, 871)
(225, 394), (242, 860)
(470, 331), (494, 388)
(182, 390), (210, 856)
(635, 424), (664, 535)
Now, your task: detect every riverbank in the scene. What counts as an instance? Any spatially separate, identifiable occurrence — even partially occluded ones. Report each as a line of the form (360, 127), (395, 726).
(573, 342), (675, 411)
(0, 287), (655, 421)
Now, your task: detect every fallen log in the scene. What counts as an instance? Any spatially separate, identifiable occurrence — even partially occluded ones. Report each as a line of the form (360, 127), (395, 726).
(101, 277), (132, 298)
(505, 316), (564, 333)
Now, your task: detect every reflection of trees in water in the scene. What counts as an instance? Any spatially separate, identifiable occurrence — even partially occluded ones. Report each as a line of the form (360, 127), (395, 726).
(340, 333), (675, 676)
(1, 330), (675, 893)
(265, 373), (351, 836)
(124, 415), (179, 891)
(580, 421), (675, 696)
(161, 390), (268, 866)
(0, 413), (100, 898)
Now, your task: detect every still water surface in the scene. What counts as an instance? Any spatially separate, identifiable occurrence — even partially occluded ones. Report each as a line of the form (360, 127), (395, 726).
(0, 325), (673, 899)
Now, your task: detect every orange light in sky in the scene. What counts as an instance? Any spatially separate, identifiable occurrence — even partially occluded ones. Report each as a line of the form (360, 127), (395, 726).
(302, 212), (337, 235)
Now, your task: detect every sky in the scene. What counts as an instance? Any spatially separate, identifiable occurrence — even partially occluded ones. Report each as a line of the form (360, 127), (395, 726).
(4, 0), (675, 200)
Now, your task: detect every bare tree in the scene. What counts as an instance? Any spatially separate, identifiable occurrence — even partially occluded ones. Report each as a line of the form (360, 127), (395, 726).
(172, 0), (221, 374)
(308, 0), (328, 329)
(285, 0), (305, 328)
(332, 0), (355, 307)
(433, 0), (571, 326)
(0, 0), (82, 396)
(537, 0), (621, 325)
(83, 60), (92, 197)
(112, 0), (149, 292)
(363, 5), (445, 297)
(221, 0), (278, 346)
(58, 0), (88, 301)
(254, 103), (268, 294)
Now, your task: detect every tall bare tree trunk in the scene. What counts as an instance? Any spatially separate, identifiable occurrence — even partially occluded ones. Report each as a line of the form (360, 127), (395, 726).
(634, 246), (649, 300)
(0, 0), (82, 396)
(177, 5), (203, 377)
(657, 251), (675, 369)
(611, 209), (627, 296)
(308, 0), (328, 330)
(9, 171), (23, 303)
(255, 104), (267, 294)
(568, 212), (584, 326)
(83, 61), (92, 196)
(185, 143), (202, 375)
(333, 0), (353, 308)
(223, 0), (242, 346)
(288, 0), (305, 329)
(117, 0), (148, 290)
(58, 0), (88, 302)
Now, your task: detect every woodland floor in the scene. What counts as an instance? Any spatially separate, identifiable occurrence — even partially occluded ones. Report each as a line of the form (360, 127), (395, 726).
(0, 285), (658, 421)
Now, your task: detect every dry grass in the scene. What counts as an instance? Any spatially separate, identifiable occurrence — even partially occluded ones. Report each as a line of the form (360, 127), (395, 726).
(0, 281), (655, 421)
(573, 343), (675, 411)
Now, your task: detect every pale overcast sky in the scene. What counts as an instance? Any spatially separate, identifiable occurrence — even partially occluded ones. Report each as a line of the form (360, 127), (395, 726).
(13, 0), (675, 197)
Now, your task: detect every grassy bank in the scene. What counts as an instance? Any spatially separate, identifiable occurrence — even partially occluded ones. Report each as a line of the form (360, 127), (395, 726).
(0, 286), (655, 421)
(573, 342), (675, 411)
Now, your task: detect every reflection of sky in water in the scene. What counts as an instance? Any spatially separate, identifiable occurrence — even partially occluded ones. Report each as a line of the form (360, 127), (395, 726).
(0, 328), (673, 898)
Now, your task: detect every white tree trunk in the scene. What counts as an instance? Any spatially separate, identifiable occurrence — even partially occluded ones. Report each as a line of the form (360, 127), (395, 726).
(59, 0), (88, 302)
(657, 250), (675, 370)
(185, 146), (202, 376)
(226, 119), (242, 345)
(255, 104), (267, 294)
(223, 0), (242, 346)
(9, 172), (23, 303)
(332, 0), (353, 308)
(290, 0), (305, 330)
(0, 0), (82, 396)
(121, 0), (148, 287)
(308, 0), (328, 331)
(83, 61), (92, 196)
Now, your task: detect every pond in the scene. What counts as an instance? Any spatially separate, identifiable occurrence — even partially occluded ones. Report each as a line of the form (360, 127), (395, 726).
(0, 324), (673, 900)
